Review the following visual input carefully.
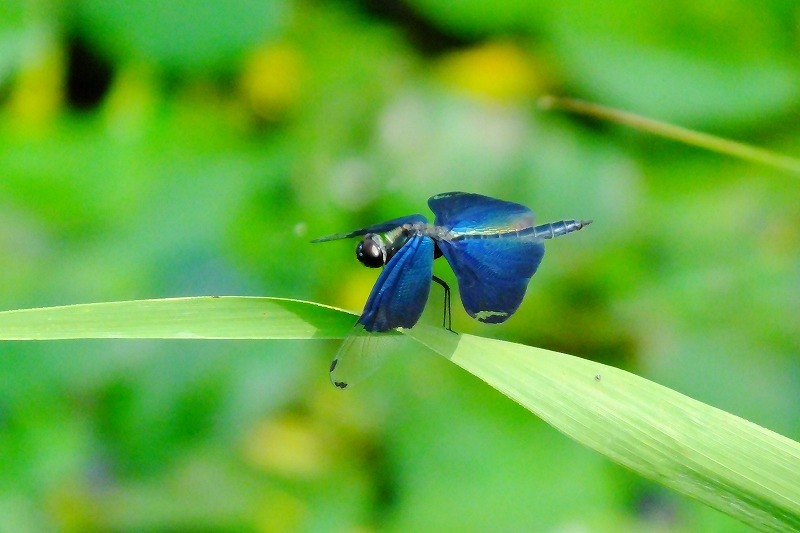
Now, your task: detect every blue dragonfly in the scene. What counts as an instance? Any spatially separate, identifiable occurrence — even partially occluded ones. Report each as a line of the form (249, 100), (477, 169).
(313, 192), (591, 388)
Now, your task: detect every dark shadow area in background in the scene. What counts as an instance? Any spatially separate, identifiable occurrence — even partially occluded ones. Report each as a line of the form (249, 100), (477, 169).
(66, 35), (114, 110)
(356, 0), (477, 55)
(365, 438), (399, 527)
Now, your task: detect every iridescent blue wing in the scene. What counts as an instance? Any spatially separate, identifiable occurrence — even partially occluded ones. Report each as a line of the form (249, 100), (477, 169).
(311, 214), (428, 242)
(428, 192), (533, 236)
(330, 234), (434, 388)
(429, 192), (544, 323)
(358, 234), (434, 332)
(435, 236), (544, 323)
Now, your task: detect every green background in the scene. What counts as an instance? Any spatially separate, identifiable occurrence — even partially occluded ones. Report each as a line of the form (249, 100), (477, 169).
(1, 1), (798, 531)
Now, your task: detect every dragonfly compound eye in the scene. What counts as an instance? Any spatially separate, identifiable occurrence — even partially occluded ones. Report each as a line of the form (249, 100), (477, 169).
(356, 234), (385, 268)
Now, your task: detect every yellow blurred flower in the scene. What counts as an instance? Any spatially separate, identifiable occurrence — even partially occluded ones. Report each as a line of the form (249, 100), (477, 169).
(8, 36), (63, 131)
(239, 42), (304, 120)
(103, 63), (157, 137)
(335, 269), (376, 316)
(434, 41), (546, 103)
(242, 414), (328, 479)
(46, 481), (98, 533)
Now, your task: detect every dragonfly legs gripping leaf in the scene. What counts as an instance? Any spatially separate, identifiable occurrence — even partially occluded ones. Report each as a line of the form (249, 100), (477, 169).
(431, 275), (454, 333)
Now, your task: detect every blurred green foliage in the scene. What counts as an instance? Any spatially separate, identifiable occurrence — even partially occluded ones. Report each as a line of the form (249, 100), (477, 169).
(0, 0), (798, 531)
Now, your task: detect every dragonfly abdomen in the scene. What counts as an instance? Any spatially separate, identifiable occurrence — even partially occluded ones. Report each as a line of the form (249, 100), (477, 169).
(446, 219), (591, 242)
(532, 219), (592, 239)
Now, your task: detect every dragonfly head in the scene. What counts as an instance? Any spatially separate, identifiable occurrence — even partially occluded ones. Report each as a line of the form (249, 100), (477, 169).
(356, 233), (386, 268)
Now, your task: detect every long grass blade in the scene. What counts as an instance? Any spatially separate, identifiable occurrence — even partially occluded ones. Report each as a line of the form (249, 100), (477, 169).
(539, 95), (800, 176)
(1, 297), (798, 530)
(0, 297), (356, 340)
(404, 325), (800, 532)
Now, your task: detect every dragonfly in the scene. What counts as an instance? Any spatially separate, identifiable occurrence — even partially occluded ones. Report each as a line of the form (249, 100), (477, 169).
(313, 191), (591, 389)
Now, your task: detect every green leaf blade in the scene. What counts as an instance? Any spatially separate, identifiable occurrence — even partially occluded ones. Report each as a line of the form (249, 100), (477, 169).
(1, 297), (798, 530)
(404, 325), (800, 532)
(0, 297), (356, 340)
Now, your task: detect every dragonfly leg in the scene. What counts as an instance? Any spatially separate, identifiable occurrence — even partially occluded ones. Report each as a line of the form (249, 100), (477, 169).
(431, 275), (454, 332)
